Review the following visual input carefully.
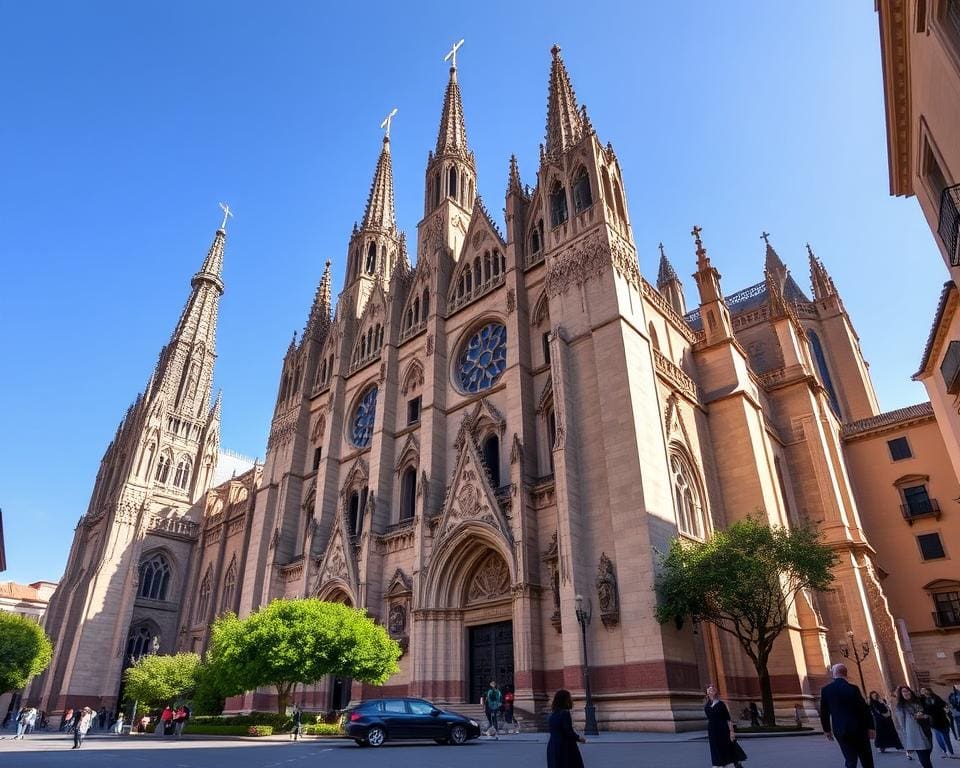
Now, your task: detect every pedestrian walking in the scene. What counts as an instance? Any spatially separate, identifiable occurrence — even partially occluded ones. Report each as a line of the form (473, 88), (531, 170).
(895, 686), (934, 768)
(503, 686), (518, 734)
(72, 707), (93, 749)
(482, 680), (502, 739)
(112, 712), (124, 735)
(704, 685), (747, 768)
(14, 707), (30, 739)
(868, 691), (903, 753)
(819, 662), (876, 768)
(290, 704), (302, 741)
(949, 685), (960, 740)
(158, 705), (173, 736)
(60, 707), (72, 732)
(747, 702), (761, 727)
(546, 689), (585, 768)
(173, 705), (188, 738)
(919, 686), (956, 758)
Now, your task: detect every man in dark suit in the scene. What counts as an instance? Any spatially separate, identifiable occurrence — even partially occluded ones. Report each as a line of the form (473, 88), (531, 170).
(820, 663), (876, 768)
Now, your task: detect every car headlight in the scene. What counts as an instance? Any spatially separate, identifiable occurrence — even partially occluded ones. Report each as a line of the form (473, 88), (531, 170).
(469, 719), (479, 727)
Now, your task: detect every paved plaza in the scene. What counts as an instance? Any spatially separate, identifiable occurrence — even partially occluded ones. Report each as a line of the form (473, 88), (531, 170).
(0, 731), (929, 768)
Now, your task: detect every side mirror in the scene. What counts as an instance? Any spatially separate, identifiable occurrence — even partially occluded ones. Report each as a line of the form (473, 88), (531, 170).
(430, 708), (441, 717)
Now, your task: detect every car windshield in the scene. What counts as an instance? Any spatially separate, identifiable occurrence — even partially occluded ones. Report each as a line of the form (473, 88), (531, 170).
(407, 700), (434, 715)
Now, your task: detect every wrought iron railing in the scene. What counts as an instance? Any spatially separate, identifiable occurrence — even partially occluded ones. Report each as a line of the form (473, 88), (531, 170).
(900, 498), (941, 523)
(939, 184), (960, 266)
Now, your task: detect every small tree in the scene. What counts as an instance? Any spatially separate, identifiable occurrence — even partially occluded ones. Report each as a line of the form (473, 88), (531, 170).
(0, 613), (53, 693)
(123, 652), (201, 709)
(205, 599), (401, 714)
(655, 518), (836, 726)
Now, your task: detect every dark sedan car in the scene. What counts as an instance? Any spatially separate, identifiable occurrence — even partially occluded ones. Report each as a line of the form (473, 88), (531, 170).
(341, 697), (482, 747)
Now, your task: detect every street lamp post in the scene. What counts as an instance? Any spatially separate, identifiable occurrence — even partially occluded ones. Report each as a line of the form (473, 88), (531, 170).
(838, 629), (871, 694)
(575, 594), (600, 736)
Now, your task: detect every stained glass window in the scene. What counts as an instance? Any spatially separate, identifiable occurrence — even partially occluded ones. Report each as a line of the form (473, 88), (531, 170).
(456, 323), (507, 393)
(351, 386), (378, 448)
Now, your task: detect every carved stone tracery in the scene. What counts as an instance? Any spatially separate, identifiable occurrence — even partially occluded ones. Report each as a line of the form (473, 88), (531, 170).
(467, 552), (511, 603)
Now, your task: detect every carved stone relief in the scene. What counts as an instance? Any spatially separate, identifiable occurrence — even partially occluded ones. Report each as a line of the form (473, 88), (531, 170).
(596, 552), (620, 628)
(467, 552), (511, 603)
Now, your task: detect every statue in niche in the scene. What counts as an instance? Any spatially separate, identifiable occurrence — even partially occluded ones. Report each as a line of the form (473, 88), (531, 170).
(596, 552), (620, 628)
(388, 603), (406, 636)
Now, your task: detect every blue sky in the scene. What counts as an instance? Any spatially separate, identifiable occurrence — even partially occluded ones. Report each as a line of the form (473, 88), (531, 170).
(0, 2), (945, 584)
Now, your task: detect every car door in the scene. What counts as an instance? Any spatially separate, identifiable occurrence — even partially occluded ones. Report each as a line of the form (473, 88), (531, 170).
(406, 699), (444, 738)
(380, 698), (410, 739)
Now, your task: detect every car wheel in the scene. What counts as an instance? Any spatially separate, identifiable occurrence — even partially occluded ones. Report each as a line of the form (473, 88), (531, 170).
(366, 726), (386, 747)
(354, 739), (367, 747)
(449, 724), (468, 745)
(433, 738), (448, 745)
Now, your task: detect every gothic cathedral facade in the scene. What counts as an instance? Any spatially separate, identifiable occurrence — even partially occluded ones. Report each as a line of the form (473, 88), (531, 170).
(37, 46), (909, 730)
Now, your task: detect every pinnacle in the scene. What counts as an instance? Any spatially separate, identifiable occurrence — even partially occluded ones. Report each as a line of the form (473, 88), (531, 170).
(360, 137), (397, 232)
(507, 154), (523, 196)
(192, 227), (226, 295)
(807, 243), (837, 299)
(657, 243), (680, 289)
(436, 63), (469, 155)
(545, 44), (584, 155)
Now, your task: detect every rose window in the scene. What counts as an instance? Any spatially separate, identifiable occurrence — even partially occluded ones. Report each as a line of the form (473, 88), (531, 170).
(456, 323), (507, 393)
(351, 386), (378, 448)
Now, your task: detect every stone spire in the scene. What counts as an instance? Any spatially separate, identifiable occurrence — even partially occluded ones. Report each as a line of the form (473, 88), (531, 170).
(761, 231), (788, 291)
(657, 243), (686, 316)
(692, 225), (733, 343)
(807, 243), (838, 300)
(507, 154), (523, 196)
(545, 45), (585, 156)
(303, 260), (333, 341)
(360, 137), (397, 232)
(436, 60), (469, 156)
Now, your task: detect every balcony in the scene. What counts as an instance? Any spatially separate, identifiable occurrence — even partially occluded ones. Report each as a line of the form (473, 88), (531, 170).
(900, 498), (941, 524)
(938, 183), (960, 267)
(932, 609), (960, 629)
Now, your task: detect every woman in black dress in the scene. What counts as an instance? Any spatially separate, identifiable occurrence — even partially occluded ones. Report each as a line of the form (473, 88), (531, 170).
(705, 685), (747, 768)
(868, 690), (903, 752)
(546, 689), (586, 768)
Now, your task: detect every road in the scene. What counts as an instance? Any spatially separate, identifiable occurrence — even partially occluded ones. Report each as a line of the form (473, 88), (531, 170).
(0, 730), (884, 767)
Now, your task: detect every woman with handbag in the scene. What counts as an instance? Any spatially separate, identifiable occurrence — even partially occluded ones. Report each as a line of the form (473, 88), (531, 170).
(895, 686), (934, 768)
(705, 685), (747, 768)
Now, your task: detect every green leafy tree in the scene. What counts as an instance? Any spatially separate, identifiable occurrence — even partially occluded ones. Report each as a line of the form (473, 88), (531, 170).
(206, 599), (401, 714)
(123, 652), (201, 709)
(655, 518), (837, 726)
(0, 613), (53, 693)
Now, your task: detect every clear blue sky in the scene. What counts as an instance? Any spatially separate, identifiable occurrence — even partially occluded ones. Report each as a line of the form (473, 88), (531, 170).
(0, 2), (945, 584)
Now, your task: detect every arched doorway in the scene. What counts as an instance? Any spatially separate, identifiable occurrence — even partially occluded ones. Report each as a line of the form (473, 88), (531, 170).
(316, 586), (355, 711)
(463, 551), (514, 704)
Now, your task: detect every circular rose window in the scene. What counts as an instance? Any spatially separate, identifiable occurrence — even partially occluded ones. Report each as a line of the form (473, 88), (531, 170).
(351, 386), (378, 447)
(456, 322), (507, 393)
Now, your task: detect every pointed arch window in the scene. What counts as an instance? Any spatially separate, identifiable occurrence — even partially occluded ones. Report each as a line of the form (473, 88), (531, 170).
(448, 166), (459, 200)
(572, 166), (593, 213)
(400, 467), (417, 521)
(155, 454), (171, 484)
(195, 567), (212, 623)
(546, 408), (557, 474)
(432, 172), (441, 210)
(173, 458), (192, 490)
(483, 434), (501, 489)
(670, 452), (705, 539)
(549, 181), (568, 227)
(348, 487), (368, 537)
(220, 556), (237, 614)
(139, 442), (156, 479)
(138, 552), (171, 601)
(612, 179), (627, 222)
(601, 166), (614, 211)
(421, 289), (430, 319)
(806, 330), (841, 415)
(126, 624), (157, 662)
(365, 242), (377, 274)
(350, 386), (379, 447)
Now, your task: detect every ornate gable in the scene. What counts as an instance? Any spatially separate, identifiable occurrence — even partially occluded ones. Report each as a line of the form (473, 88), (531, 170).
(312, 513), (358, 598)
(340, 457), (369, 498)
(386, 568), (413, 598)
(350, 283), (388, 371)
(448, 203), (508, 312)
(664, 392), (697, 462)
(435, 429), (513, 547)
(454, 398), (507, 451)
(394, 432), (420, 473)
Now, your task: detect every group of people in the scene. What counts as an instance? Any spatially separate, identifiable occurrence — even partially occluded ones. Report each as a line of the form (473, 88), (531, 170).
(9, 706), (42, 739)
(821, 662), (960, 768)
(481, 680), (519, 738)
(151, 705), (191, 737)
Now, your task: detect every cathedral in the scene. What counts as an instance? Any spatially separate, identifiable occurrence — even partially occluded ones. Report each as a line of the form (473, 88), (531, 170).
(35, 45), (913, 730)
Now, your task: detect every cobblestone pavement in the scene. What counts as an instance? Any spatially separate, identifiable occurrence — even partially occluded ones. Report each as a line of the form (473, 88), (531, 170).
(0, 730), (930, 767)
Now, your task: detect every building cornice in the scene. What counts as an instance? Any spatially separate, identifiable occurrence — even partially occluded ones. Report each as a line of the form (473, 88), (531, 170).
(841, 401), (935, 440)
(877, 0), (913, 196)
(914, 281), (959, 379)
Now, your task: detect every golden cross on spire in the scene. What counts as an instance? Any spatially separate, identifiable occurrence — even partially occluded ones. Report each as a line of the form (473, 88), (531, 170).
(760, 231), (771, 245)
(691, 225), (703, 243)
(380, 107), (398, 139)
(444, 38), (465, 69)
(219, 202), (233, 231)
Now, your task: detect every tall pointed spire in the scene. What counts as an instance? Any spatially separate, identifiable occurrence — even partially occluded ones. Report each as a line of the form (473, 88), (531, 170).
(807, 243), (838, 300)
(361, 136), (397, 232)
(656, 243), (679, 288)
(192, 227), (226, 294)
(436, 57), (469, 155)
(545, 45), (585, 156)
(657, 242), (686, 316)
(304, 260), (333, 341)
(507, 154), (523, 196)
(761, 231), (788, 291)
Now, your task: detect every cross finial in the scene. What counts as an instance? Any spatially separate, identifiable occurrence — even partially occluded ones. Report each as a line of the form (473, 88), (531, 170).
(691, 225), (703, 243)
(380, 107), (398, 140)
(760, 231), (771, 245)
(444, 38), (465, 69)
(218, 202), (233, 231)
(658, 242), (666, 258)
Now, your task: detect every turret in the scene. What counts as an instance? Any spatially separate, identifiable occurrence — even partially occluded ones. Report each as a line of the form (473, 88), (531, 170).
(691, 226), (734, 344)
(656, 243), (686, 316)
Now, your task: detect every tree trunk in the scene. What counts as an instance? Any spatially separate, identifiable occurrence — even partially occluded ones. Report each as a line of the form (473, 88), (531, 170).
(756, 664), (776, 727)
(276, 684), (290, 715)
